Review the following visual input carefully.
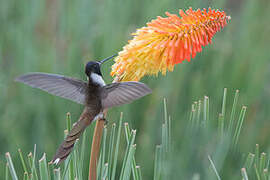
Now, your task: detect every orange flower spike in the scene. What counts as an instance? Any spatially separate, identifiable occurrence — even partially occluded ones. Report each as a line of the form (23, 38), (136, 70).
(111, 8), (231, 81)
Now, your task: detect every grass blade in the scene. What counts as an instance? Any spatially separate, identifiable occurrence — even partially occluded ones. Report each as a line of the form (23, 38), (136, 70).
(5, 152), (18, 180)
(53, 168), (61, 180)
(102, 163), (108, 180)
(154, 145), (162, 180)
(244, 153), (255, 170)
(61, 155), (72, 180)
(241, 168), (249, 180)
(255, 144), (260, 168)
(208, 155), (221, 180)
(18, 149), (28, 175)
(5, 163), (9, 180)
(218, 113), (224, 140)
(136, 166), (143, 180)
(66, 113), (74, 180)
(255, 164), (261, 180)
(124, 123), (139, 180)
(39, 153), (49, 180)
(100, 126), (108, 179)
(259, 153), (266, 174)
(263, 169), (268, 180)
(23, 172), (28, 180)
(196, 100), (202, 128)
(120, 130), (136, 180)
(228, 90), (239, 135)
(221, 88), (227, 117)
(122, 144), (137, 180)
(203, 96), (210, 128)
(31, 144), (38, 180)
(233, 106), (247, 147)
(111, 112), (123, 180)
(107, 123), (116, 180)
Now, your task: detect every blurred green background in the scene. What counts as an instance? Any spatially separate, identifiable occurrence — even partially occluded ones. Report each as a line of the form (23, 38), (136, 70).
(1, 0), (270, 179)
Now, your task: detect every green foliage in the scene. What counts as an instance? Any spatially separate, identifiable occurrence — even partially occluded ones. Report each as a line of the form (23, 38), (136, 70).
(242, 144), (270, 180)
(2, 92), (252, 179)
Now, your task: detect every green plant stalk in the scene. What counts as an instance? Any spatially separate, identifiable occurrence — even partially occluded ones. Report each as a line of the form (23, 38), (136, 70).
(255, 144), (260, 168)
(61, 155), (72, 180)
(27, 153), (33, 179)
(122, 144), (137, 180)
(228, 90), (239, 135)
(168, 116), (172, 153)
(5, 163), (9, 180)
(191, 102), (197, 130)
(97, 150), (102, 180)
(39, 153), (49, 180)
(137, 166), (143, 180)
(5, 152), (18, 180)
(32, 145), (38, 180)
(244, 153), (255, 170)
(263, 169), (268, 180)
(233, 106), (247, 147)
(259, 153), (266, 174)
(163, 98), (168, 151)
(189, 104), (194, 125)
(241, 168), (249, 180)
(23, 172), (28, 180)
(208, 155), (221, 180)
(154, 145), (162, 180)
(196, 100), (201, 129)
(266, 159), (270, 170)
(18, 149), (28, 176)
(111, 112), (123, 180)
(221, 88), (227, 117)
(100, 126), (108, 179)
(124, 122), (139, 180)
(255, 164), (261, 180)
(53, 168), (61, 180)
(218, 113), (224, 140)
(80, 131), (86, 176)
(120, 130), (136, 180)
(66, 113), (74, 180)
(203, 96), (210, 128)
(102, 163), (108, 180)
(74, 147), (80, 179)
(107, 123), (116, 180)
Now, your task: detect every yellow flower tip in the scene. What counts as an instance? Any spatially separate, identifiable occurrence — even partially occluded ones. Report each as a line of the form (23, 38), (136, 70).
(111, 8), (230, 81)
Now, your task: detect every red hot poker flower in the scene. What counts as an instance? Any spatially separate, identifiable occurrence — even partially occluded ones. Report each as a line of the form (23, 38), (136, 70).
(111, 8), (231, 81)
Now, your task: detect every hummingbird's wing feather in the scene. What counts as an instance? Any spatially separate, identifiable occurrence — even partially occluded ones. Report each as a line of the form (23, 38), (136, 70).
(101, 81), (152, 109)
(15, 73), (87, 105)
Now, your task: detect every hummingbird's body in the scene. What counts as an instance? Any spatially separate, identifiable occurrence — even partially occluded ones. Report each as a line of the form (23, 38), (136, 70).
(15, 55), (152, 164)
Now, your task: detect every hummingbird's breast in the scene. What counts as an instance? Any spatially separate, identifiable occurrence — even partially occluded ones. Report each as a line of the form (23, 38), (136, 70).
(84, 80), (103, 116)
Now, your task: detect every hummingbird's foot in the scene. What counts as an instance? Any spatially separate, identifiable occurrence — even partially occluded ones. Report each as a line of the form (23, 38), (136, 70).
(100, 116), (108, 125)
(94, 113), (108, 125)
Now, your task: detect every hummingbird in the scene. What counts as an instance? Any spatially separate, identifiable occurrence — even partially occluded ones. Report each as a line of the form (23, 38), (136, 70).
(15, 54), (152, 164)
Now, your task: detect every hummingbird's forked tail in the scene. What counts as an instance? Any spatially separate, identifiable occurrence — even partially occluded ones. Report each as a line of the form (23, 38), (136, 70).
(50, 111), (94, 165)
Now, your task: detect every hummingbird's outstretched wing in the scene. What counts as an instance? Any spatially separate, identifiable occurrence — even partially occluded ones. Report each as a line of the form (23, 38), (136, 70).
(101, 81), (152, 109)
(15, 73), (87, 105)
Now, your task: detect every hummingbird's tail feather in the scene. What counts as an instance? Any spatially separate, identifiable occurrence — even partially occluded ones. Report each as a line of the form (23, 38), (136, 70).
(50, 112), (94, 165)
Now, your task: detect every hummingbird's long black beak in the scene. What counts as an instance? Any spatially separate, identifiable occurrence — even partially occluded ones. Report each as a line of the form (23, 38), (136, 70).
(99, 54), (118, 64)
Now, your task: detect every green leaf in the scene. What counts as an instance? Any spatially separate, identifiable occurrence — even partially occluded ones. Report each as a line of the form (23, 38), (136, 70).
(39, 153), (49, 180)
(208, 155), (221, 180)
(111, 112), (123, 180)
(5, 152), (18, 180)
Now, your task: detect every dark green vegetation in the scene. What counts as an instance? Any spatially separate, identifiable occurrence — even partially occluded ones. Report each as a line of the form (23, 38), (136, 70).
(1, 0), (270, 179)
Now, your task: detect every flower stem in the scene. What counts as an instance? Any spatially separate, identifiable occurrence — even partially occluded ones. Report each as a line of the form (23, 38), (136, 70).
(89, 119), (105, 180)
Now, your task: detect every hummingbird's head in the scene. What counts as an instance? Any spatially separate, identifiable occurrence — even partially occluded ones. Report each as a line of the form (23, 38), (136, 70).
(85, 54), (118, 77)
(85, 61), (101, 77)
